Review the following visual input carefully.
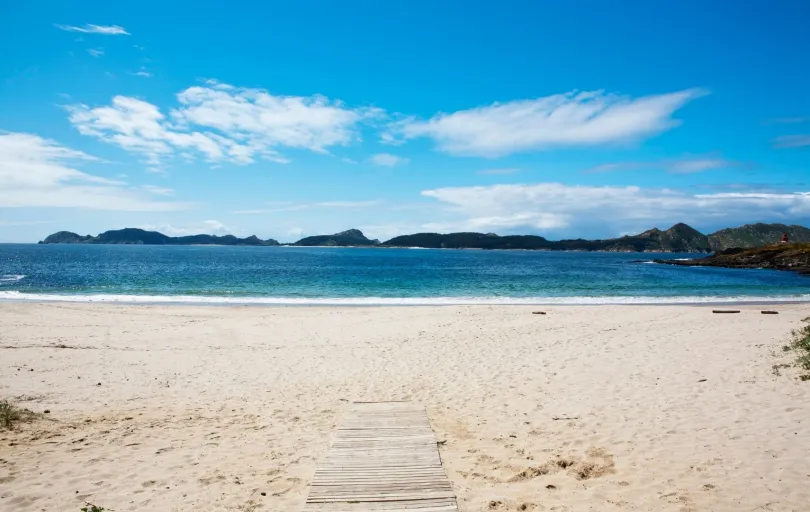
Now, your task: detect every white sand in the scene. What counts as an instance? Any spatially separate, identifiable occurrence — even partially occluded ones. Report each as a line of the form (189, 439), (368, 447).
(1, 303), (809, 512)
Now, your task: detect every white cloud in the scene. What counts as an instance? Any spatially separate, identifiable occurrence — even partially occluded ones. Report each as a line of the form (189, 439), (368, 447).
(232, 200), (380, 214)
(477, 168), (519, 175)
(56, 24), (130, 35)
(668, 158), (732, 174)
(379, 131), (404, 146)
(369, 153), (409, 167)
(231, 209), (272, 215)
(390, 88), (707, 157)
(67, 82), (379, 166)
(773, 135), (810, 148)
(0, 220), (54, 227)
(586, 156), (744, 174)
(87, 48), (104, 57)
(136, 220), (231, 236)
(141, 185), (175, 196)
(421, 182), (810, 233)
(287, 227), (305, 239)
(315, 200), (380, 208)
(0, 132), (187, 211)
(134, 70), (152, 78)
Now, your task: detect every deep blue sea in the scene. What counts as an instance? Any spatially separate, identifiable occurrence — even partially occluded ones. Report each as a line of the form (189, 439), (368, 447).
(1, 244), (809, 305)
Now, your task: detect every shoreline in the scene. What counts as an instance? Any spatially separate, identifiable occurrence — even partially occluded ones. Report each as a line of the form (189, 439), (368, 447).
(2, 291), (810, 307)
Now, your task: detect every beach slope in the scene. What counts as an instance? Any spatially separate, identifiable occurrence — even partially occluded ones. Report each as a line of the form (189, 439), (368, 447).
(1, 303), (809, 511)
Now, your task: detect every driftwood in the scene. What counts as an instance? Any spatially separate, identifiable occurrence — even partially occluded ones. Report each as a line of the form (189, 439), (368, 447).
(761, 311), (779, 315)
(532, 311), (546, 315)
(712, 310), (741, 314)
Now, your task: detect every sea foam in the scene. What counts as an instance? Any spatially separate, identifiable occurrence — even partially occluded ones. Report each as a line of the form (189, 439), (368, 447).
(1, 290), (808, 306)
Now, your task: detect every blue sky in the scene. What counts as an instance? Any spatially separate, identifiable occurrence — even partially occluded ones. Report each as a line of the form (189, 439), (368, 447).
(1, 0), (809, 242)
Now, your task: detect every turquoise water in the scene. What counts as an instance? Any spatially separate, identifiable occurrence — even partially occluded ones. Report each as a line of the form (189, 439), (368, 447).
(1, 244), (809, 304)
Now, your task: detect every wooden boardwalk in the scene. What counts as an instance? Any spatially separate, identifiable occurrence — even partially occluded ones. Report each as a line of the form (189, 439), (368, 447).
(304, 402), (458, 512)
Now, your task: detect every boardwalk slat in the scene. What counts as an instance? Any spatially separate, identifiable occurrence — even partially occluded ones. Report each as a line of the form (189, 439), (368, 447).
(304, 402), (458, 511)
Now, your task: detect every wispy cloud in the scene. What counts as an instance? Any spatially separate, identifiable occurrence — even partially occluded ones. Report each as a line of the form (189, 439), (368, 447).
(765, 117), (808, 125)
(232, 200), (380, 214)
(87, 48), (104, 57)
(315, 200), (380, 208)
(136, 220), (232, 236)
(140, 185), (175, 196)
(67, 81), (382, 167)
(134, 69), (152, 78)
(477, 168), (519, 175)
(56, 24), (130, 35)
(386, 88), (707, 157)
(369, 153), (409, 167)
(0, 220), (54, 227)
(0, 132), (187, 211)
(231, 209), (272, 215)
(420, 182), (810, 233)
(585, 156), (747, 174)
(773, 134), (810, 148)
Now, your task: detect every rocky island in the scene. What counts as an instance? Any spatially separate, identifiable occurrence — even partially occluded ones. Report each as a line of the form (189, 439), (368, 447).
(39, 228), (279, 246)
(291, 229), (380, 247)
(655, 243), (810, 275)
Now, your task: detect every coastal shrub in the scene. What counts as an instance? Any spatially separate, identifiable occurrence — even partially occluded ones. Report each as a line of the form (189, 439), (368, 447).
(0, 400), (36, 430)
(786, 317), (810, 379)
(80, 505), (105, 512)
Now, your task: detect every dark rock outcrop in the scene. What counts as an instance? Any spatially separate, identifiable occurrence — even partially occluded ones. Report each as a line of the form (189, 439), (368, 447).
(655, 243), (810, 275)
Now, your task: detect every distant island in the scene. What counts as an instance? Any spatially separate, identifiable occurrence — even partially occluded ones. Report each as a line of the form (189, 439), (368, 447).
(40, 228), (279, 246)
(38, 222), (810, 252)
(291, 229), (380, 247)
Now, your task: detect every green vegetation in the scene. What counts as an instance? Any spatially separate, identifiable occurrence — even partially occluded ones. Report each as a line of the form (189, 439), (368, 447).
(709, 223), (810, 251)
(80, 504), (105, 512)
(385, 223), (713, 252)
(0, 400), (37, 430)
(293, 229), (379, 246)
(784, 316), (810, 381)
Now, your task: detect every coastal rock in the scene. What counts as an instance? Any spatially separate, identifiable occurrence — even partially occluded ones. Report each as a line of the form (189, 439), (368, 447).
(655, 243), (810, 275)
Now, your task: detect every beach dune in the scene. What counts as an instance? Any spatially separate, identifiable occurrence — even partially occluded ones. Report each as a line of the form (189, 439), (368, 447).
(1, 303), (809, 511)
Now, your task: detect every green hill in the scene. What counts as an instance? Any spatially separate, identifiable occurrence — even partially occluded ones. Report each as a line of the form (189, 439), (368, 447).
(39, 231), (95, 244)
(293, 229), (380, 247)
(708, 223), (810, 250)
(384, 223), (712, 252)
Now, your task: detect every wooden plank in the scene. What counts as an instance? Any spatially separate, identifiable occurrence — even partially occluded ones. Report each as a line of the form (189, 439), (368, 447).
(304, 499), (458, 511)
(304, 402), (458, 511)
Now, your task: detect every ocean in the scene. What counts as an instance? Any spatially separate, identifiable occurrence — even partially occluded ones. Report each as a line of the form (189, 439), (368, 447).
(1, 244), (809, 305)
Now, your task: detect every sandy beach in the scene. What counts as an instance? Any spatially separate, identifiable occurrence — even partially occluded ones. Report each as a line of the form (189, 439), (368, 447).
(1, 303), (809, 512)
